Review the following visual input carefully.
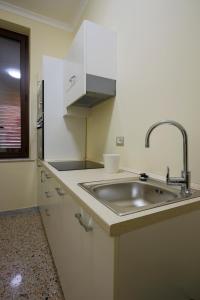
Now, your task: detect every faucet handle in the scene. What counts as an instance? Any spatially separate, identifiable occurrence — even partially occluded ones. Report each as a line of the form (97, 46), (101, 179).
(166, 166), (170, 183)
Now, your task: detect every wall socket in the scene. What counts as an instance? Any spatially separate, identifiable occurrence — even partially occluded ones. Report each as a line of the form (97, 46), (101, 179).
(116, 136), (124, 146)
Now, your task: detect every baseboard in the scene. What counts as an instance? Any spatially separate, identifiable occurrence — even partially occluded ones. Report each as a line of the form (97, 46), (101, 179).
(0, 206), (39, 217)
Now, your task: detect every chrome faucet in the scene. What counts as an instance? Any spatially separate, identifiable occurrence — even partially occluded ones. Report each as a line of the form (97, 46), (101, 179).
(145, 120), (191, 195)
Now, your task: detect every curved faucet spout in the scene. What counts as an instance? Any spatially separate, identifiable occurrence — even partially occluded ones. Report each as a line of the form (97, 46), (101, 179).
(145, 120), (190, 195)
(145, 120), (188, 173)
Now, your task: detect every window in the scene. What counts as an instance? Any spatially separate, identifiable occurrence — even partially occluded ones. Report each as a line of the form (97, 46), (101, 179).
(0, 28), (29, 158)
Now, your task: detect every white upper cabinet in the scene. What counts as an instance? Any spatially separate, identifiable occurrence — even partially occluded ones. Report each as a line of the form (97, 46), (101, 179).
(43, 56), (86, 160)
(86, 21), (116, 79)
(64, 23), (86, 109)
(63, 20), (117, 113)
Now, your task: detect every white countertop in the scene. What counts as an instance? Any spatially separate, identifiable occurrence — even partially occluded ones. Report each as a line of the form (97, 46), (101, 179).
(38, 160), (200, 236)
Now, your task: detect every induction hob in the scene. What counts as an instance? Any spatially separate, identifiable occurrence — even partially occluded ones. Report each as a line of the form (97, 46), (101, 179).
(48, 160), (104, 171)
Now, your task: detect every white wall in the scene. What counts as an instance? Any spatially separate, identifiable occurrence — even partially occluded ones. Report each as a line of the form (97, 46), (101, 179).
(81, 0), (200, 184)
(0, 9), (73, 211)
(0, 161), (37, 211)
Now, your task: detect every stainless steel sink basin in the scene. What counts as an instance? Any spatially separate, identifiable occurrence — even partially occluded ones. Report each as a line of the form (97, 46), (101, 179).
(79, 178), (200, 216)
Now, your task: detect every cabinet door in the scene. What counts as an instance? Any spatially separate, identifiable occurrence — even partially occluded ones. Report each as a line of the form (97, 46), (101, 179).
(86, 20), (117, 80)
(38, 170), (115, 300)
(63, 23), (85, 108)
(38, 169), (50, 223)
(45, 180), (65, 267)
(58, 189), (115, 300)
(37, 169), (60, 246)
(37, 167), (44, 209)
(39, 170), (54, 233)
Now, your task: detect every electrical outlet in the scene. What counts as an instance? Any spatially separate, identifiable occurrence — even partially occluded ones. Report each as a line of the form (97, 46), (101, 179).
(116, 136), (124, 146)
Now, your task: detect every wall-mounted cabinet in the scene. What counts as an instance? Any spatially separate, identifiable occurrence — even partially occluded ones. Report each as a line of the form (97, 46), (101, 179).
(63, 20), (117, 115)
(42, 56), (86, 160)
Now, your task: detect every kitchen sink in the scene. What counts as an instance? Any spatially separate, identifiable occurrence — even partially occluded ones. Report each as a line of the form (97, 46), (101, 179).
(79, 178), (200, 216)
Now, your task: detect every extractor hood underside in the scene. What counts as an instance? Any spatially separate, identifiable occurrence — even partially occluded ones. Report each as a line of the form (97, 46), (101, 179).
(72, 74), (116, 108)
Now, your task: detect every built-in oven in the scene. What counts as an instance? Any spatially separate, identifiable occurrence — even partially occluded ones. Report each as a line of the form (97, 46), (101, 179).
(37, 80), (44, 160)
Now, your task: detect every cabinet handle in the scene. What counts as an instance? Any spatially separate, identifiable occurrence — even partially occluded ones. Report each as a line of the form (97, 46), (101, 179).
(45, 191), (52, 198)
(41, 170), (45, 183)
(69, 75), (76, 83)
(66, 75), (77, 92)
(45, 173), (52, 179)
(75, 213), (93, 232)
(55, 187), (65, 196)
(45, 209), (50, 217)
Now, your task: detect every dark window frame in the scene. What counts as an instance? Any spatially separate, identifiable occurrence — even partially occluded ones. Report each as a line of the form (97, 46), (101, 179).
(0, 28), (29, 159)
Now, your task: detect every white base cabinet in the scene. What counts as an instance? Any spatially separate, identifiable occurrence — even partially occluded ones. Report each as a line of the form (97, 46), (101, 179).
(38, 166), (115, 300)
(38, 165), (200, 300)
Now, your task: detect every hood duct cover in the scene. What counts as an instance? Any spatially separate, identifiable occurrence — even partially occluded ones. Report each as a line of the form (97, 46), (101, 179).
(72, 74), (116, 108)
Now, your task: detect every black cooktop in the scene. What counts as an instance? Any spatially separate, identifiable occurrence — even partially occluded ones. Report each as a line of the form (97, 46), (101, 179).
(48, 160), (104, 171)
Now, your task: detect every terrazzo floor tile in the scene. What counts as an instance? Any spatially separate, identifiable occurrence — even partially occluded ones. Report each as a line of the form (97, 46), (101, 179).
(0, 208), (65, 300)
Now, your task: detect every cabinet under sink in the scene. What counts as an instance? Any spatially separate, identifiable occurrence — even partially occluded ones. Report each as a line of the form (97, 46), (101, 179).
(38, 165), (200, 300)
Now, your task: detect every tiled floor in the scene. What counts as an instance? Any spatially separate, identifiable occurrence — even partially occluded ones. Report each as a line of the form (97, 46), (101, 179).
(0, 208), (64, 300)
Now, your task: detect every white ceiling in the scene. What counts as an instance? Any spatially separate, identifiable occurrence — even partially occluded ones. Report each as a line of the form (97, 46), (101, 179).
(0, 0), (88, 31)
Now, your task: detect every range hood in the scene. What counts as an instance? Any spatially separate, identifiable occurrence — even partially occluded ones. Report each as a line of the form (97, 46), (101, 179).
(72, 74), (116, 108)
